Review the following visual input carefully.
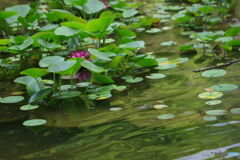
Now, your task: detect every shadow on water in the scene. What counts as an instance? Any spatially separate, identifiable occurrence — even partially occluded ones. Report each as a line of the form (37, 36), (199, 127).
(1, 0), (240, 160)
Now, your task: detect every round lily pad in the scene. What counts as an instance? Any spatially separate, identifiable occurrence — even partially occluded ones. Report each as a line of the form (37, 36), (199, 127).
(210, 84), (238, 92)
(206, 110), (226, 116)
(230, 108), (240, 114)
(205, 100), (222, 105)
(154, 104), (168, 109)
(0, 96), (24, 103)
(201, 69), (227, 78)
(146, 28), (161, 33)
(20, 104), (39, 111)
(160, 41), (177, 46)
(23, 119), (47, 127)
(198, 92), (223, 99)
(157, 114), (175, 120)
(146, 73), (166, 79)
(125, 77), (143, 83)
(156, 64), (177, 70)
(203, 116), (217, 121)
(110, 107), (122, 111)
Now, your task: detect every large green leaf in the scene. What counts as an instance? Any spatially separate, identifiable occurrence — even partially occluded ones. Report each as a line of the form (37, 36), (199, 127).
(5, 4), (30, 24)
(29, 88), (52, 104)
(38, 39), (62, 49)
(39, 56), (65, 68)
(20, 68), (49, 78)
(81, 0), (105, 14)
(48, 61), (76, 73)
(55, 26), (80, 37)
(86, 16), (115, 33)
(93, 73), (114, 84)
(0, 11), (18, 19)
(0, 96), (24, 104)
(122, 9), (138, 18)
(9, 37), (33, 50)
(88, 48), (113, 61)
(81, 60), (104, 73)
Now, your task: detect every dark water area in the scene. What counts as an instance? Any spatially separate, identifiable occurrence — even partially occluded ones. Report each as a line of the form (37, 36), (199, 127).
(1, 0), (240, 160)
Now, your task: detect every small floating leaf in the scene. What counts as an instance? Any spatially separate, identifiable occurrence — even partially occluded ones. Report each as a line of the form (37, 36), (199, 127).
(157, 114), (175, 120)
(153, 104), (168, 109)
(156, 64), (177, 70)
(206, 110), (226, 116)
(146, 28), (161, 33)
(110, 107), (122, 111)
(201, 69), (227, 78)
(146, 73), (166, 79)
(203, 116), (217, 121)
(160, 41), (177, 46)
(125, 77), (143, 83)
(198, 92), (223, 99)
(210, 84), (238, 92)
(20, 104), (39, 111)
(23, 119), (46, 127)
(230, 108), (240, 114)
(205, 100), (222, 105)
(0, 96), (24, 103)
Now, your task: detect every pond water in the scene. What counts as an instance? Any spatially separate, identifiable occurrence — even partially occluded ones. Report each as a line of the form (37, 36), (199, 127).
(1, 0), (240, 160)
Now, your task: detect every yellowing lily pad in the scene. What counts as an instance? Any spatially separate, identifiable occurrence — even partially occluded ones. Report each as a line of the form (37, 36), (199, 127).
(157, 114), (175, 120)
(205, 100), (222, 105)
(198, 92), (223, 99)
(153, 104), (168, 109)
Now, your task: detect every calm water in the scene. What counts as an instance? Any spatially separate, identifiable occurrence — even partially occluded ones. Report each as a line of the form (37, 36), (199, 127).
(1, 0), (240, 160)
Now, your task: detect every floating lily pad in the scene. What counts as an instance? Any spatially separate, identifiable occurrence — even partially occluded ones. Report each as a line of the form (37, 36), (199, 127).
(153, 104), (168, 109)
(156, 64), (177, 70)
(146, 28), (161, 33)
(162, 26), (173, 30)
(125, 77), (143, 83)
(157, 114), (175, 120)
(230, 108), (240, 114)
(206, 110), (226, 116)
(20, 104), (39, 111)
(110, 107), (122, 111)
(146, 73), (166, 79)
(198, 92), (223, 99)
(201, 69), (227, 78)
(23, 119), (47, 127)
(210, 84), (238, 92)
(160, 41), (177, 46)
(0, 96), (24, 103)
(76, 82), (92, 87)
(205, 100), (222, 105)
(203, 116), (217, 121)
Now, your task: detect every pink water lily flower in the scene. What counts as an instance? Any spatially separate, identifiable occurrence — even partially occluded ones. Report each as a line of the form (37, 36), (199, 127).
(101, 0), (110, 9)
(76, 70), (91, 82)
(69, 51), (90, 60)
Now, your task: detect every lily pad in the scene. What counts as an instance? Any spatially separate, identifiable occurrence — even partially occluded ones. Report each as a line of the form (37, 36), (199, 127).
(205, 100), (222, 105)
(20, 104), (39, 111)
(201, 69), (227, 78)
(146, 73), (166, 79)
(157, 114), (175, 120)
(125, 77), (143, 83)
(23, 119), (47, 127)
(230, 108), (240, 114)
(160, 41), (177, 46)
(156, 64), (177, 70)
(198, 92), (223, 99)
(153, 104), (168, 109)
(210, 84), (238, 92)
(0, 96), (24, 103)
(203, 116), (217, 121)
(146, 28), (161, 33)
(206, 110), (226, 116)
(110, 107), (122, 111)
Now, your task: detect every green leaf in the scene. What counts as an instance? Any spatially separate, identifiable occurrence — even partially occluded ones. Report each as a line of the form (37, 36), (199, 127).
(119, 41), (145, 49)
(54, 26), (80, 37)
(0, 39), (10, 45)
(81, 60), (104, 73)
(215, 36), (233, 43)
(38, 39), (62, 49)
(5, 5), (30, 24)
(227, 40), (240, 46)
(122, 9), (138, 18)
(205, 100), (222, 105)
(0, 96), (24, 103)
(88, 48), (112, 61)
(136, 58), (158, 67)
(146, 73), (166, 79)
(54, 91), (81, 99)
(93, 74), (114, 84)
(201, 69), (227, 78)
(23, 119), (46, 127)
(39, 56), (65, 68)
(9, 37), (33, 50)
(157, 114), (175, 120)
(29, 88), (52, 104)
(125, 76), (143, 83)
(86, 16), (115, 33)
(210, 84), (238, 92)
(20, 104), (39, 111)
(20, 68), (49, 78)
(48, 61), (76, 73)
(198, 92), (223, 99)
(206, 110), (226, 116)
(0, 11), (18, 19)
(82, 0), (105, 14)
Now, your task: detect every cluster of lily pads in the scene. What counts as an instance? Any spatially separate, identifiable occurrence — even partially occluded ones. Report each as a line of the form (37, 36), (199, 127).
(197, 68), (240, 121)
